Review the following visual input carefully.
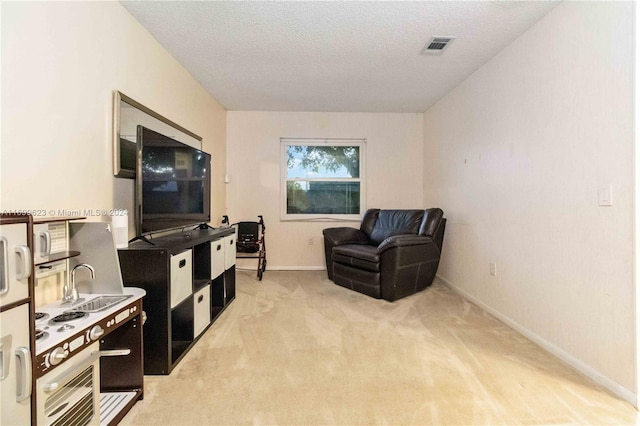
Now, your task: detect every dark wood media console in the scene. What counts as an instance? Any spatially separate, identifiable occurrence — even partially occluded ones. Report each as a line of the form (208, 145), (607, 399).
(118, 227), (236, 375)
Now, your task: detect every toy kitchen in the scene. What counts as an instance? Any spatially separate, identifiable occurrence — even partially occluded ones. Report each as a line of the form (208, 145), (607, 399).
(1, 214), (146, 426)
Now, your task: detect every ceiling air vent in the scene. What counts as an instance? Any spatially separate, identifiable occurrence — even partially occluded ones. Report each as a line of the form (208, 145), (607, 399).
(421, 36), (456, 56)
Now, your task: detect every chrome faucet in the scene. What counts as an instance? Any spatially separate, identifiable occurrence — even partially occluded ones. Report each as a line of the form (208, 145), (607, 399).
(63, 263), (95, 304)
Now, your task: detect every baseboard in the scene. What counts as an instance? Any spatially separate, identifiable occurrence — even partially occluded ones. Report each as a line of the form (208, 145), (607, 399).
(236, 266), (326, 271)
(269, 266), (326, 271)
(435, 274), (637, 408)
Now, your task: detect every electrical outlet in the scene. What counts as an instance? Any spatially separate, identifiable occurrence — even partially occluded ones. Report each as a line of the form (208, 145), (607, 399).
(489, 262), (497, 277)
(308, 238), (314, 246)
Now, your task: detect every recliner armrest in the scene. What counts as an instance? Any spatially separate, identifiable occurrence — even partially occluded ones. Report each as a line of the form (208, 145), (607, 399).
(377, 234), (435, 253)
(322, 227), (369, 246)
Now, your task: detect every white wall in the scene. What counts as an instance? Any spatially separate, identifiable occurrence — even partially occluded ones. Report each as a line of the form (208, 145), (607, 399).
(423, 1), (634, 401)
(226, 111), (423, 269)
(1, 2), (227, 230)
(635, 0), (640, 409)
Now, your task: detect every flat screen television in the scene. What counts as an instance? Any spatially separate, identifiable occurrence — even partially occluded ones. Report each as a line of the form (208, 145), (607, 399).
(135, 126), (211, 236)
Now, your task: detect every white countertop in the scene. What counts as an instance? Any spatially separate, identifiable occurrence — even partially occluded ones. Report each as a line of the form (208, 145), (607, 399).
(35, 287), (146, 355)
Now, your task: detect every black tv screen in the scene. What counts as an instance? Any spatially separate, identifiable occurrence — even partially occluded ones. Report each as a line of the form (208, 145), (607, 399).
(136, 126), (211, 236)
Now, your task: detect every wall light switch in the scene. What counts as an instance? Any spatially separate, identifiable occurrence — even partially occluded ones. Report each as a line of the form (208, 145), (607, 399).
(598, 184), (613, 206)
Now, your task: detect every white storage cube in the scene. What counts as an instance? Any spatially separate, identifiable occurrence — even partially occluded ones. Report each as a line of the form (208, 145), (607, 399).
(170, 249), (192, 309)
(224, 233), (236, 270)
(211, 239), (225, 279)
(193, 285), (211, 338)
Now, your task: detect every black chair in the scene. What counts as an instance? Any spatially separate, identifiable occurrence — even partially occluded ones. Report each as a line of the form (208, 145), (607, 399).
(323, 208), (446, 301)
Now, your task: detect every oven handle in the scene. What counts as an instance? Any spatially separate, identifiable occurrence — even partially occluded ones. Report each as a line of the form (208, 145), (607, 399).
(43, 351), (100, 393)
(39, 230), (51, 257)
(16, 347), (32, 402)
(42, 349), (131, 393)
(14, 245), (31, 280)
(97, 349), (131, 357)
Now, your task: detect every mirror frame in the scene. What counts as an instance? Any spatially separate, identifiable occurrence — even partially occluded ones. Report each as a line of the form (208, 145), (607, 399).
(113, 91), (202, 178)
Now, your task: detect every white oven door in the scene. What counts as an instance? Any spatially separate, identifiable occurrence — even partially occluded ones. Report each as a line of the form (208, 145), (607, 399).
(37, 342), (100, 426)
(0, 304), (32, 425)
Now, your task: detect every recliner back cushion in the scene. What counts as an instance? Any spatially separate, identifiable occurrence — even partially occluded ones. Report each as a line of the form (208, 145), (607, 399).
(419, 208), (444, 238)
(368, 210), (424, 245)
(360, 209), (380, 236)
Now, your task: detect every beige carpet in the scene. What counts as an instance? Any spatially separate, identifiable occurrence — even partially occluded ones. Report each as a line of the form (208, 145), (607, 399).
(121, 270), (637, 425)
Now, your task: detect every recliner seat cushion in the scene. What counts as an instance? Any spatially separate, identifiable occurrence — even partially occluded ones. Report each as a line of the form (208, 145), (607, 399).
(332, 263), (381, 299)
(332, 244), (380, 272)
(368, 210), (424, 245)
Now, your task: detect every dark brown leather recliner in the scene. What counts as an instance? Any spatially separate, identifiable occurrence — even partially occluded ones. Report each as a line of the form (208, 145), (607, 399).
(322, 208), (446, 302)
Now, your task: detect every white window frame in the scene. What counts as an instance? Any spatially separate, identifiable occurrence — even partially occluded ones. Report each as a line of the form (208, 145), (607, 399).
(280, 138), (366, 221)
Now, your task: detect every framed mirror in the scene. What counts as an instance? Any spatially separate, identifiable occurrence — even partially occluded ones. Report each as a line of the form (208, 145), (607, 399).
(113, 91), (202, 178)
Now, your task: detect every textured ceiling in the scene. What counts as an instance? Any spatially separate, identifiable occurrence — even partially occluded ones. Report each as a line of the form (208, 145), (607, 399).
(121, 1), (559, 113)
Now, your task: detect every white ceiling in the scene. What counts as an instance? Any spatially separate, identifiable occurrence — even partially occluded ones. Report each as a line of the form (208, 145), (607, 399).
(121, 1), (559, 113)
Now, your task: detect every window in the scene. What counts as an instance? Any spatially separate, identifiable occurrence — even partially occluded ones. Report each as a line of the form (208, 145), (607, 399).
(281, 138), (366, 221)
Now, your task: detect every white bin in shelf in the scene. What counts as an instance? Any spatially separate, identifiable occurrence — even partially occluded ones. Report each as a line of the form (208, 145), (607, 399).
(193, 284), (211, 338)
(170, 249), (192, 309)
(211, 239), (225, 279)
(224, 233), (236, 270)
